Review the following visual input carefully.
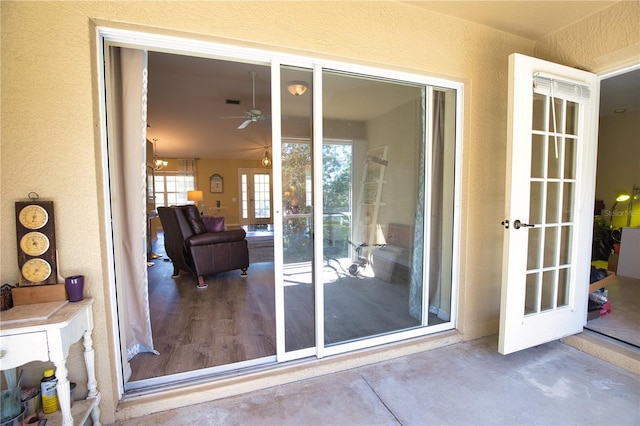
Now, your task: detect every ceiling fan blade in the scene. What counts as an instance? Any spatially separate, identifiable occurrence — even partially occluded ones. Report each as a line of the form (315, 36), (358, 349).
(237, 119), (252, 129)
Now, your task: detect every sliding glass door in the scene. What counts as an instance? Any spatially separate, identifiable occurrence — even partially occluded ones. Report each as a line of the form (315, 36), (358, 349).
(279, 66), (316, 355)
(275, 62), (459, 360)
(101, 30), (461, 394)
(322, 71), (426, 345)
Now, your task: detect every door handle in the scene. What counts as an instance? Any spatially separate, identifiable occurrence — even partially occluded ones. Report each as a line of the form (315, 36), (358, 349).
(513, 219), (535, 229)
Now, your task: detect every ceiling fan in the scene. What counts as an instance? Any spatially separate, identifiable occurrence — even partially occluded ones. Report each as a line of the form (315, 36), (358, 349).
(224, 71), (268, 130)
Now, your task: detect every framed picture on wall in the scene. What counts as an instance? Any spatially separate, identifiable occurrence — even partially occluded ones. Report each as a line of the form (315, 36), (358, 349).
(210, 174), (223, 193)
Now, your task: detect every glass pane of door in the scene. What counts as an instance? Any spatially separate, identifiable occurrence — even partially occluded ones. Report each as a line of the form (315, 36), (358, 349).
(253, 172), (271, 222)
(239, 170), (272, 225)
(525, 95), (578, 315)
(281, 66), (315, 353)
(322, 71), (426, 345)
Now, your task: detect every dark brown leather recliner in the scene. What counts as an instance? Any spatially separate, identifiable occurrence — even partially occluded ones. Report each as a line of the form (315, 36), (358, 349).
(157, 205), (249, 287)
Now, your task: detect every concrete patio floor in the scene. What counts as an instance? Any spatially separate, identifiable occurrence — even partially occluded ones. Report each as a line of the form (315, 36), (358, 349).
(110, 335), (640, 425)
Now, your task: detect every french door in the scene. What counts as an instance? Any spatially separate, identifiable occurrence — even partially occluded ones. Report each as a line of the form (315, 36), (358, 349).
(499, 54), (599, 354)
(239, 168), (272, 226)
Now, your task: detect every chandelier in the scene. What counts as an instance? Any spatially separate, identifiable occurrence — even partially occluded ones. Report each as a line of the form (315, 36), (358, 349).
(261, 147), (271, 167)
(152, 139), (168, 171)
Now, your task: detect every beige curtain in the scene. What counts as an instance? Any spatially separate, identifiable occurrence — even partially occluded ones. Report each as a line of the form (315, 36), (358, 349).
(107, 46), (158, 364)
(178, 158), (197, 194)
(409, 90), (445, 320)
(428, 90), (445, 314)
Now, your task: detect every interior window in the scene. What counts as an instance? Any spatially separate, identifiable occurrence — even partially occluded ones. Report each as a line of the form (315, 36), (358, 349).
(154, 171), (195, 207)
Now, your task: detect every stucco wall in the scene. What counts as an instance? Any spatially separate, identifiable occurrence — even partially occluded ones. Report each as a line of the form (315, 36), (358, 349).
(2, 1), (637, 422)
(534, 1), (640, 73)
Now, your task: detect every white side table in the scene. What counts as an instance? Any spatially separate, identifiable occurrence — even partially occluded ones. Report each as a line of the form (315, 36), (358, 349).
(0, 298), (100, 426)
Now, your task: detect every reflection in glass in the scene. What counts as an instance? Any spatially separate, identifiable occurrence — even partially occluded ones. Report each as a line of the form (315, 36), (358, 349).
(546, 182), (560, 223)
(531, 135), (545, 178)
(564, 138), (576, 179)
(541, 270), (556, 311)
(527, 227), (542, 270)
(562, 183), (575, 223)
(322, 71), (425, 345)
(565, 101), (578, 135)
(543, 226), (558, 268)
(526, 92), (580, 319)
(532, 93), (546, 131)
(557, 268), (570, 307)
(547, 137), (562, 179)
(529, 182), (543, 224)
(281, 66), (315, 353)
(525, 273), (538, 315)
(281, 67), (457, 351)
(559, 226), (572, 265)
(548, 97), (564, 133)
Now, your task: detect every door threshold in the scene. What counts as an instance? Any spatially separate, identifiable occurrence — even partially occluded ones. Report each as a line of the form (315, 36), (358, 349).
(124, 356), (278, 394)
(562, 329), (640, 375)
(115, 330), (462, 422)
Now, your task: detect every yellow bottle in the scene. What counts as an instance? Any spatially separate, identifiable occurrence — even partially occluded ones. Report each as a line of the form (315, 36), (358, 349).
(40, 368), (59, 414)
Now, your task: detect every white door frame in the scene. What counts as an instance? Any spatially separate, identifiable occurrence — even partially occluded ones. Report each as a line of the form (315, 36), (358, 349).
(499, 53), (599, 354)
(97, 26), (463, 397)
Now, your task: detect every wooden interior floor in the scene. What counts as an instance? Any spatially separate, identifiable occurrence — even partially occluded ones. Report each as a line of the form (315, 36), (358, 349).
(128, 233), (439, 382)
(129, 243), (276, 382)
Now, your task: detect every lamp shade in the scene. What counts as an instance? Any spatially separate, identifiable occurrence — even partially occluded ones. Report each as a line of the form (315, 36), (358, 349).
(616, 193), (630, 202)
(187, 190), (203, 202)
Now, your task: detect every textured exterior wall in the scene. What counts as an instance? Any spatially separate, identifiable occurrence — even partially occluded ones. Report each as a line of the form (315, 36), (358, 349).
(2, 0), (635, 422)
(535, 1), (640, 72)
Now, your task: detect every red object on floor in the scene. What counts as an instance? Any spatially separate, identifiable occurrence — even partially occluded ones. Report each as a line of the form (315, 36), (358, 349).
(600, 301), (611, 316)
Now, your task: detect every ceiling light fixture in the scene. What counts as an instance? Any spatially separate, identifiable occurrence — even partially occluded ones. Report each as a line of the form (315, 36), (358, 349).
(287, 81), (308, 96)
(261, 147), (271, 167)
(152, 138), (168, 171)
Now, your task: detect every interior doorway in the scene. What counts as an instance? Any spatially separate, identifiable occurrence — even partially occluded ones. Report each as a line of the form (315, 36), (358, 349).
(586, 66), (640, 348)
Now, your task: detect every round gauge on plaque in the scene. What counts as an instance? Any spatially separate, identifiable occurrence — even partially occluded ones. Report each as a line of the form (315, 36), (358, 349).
(18, 204), (49, 230)
(20, 232), (50, 256)
(21, 258), (53, 283)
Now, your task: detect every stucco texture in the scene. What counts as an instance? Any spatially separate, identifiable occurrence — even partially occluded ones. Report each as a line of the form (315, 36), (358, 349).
(535, 1), (640, 72)
(1, 1), (638, 423)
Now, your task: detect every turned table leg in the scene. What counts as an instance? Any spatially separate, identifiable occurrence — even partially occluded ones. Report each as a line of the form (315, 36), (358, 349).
(53, 359), (72, 426)
(83, 326), (101, 425)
